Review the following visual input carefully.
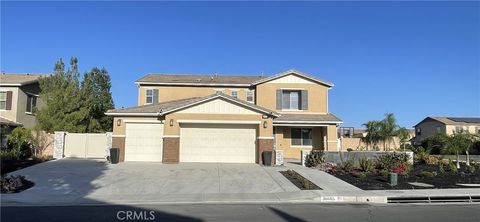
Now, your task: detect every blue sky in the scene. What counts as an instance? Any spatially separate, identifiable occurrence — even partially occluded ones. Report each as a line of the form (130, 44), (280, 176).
(2, 1), (479, 128)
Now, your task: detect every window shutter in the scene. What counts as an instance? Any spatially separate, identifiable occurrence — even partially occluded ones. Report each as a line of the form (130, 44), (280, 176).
(276, 89), (282, 110)
(6, 91), (12, 110)
(301, 90), (308, 110)
(153, 89), (159, 104)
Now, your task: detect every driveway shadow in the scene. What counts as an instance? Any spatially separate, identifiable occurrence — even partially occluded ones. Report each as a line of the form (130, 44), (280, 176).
(1, 159), (203, 222)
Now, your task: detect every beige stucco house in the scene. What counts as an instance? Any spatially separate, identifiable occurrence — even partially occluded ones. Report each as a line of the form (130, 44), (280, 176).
(412, 117), (480, 145)
(106, 69), (342, 164)
(0, 73), (45, 129)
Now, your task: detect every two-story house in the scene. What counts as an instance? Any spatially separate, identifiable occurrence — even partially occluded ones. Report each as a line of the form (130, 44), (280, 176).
(106, 69), (342, 164)
(0, 73), (45, 130)
(413, 117), (480, 145)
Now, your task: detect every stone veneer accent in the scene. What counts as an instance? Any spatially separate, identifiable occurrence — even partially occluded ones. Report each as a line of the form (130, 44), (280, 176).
(53, 132), (66, 159)
(257, 139), (274, 165)
(112, 137), (125, 162)
(163, 137), (179, 163)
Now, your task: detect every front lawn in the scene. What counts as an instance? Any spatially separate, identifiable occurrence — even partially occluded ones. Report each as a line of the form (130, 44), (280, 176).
(331, 162), (480, 190)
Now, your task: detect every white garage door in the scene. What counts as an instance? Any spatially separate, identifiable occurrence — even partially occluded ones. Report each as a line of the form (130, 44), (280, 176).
(125, 123), (163, 162)
(180, 124), (256, 163)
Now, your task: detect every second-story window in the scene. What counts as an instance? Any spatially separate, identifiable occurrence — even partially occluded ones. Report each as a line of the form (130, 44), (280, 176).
(145, 89), (153, 104)
(26, 94), (37, 113)
(436, 126), (441, 134)
(246, 90), (254, 103)
(282, 90), (300, 110)
(0, 92), (6, 110)
(416, 128), (421, 136)
(231, 91), (238, 98)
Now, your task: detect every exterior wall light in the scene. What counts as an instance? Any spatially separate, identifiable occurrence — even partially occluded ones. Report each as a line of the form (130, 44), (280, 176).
(116, 119), (122, 126)
(263, 121), (268, 128)
(169, 119), (174, 127)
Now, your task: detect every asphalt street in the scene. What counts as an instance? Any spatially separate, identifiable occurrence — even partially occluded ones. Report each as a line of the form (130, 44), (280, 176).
(2, 203), (479, 222)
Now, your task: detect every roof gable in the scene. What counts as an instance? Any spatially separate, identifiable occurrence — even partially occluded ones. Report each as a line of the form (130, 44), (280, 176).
(251, 69), (333, 87)
(177, 97), (262, 115)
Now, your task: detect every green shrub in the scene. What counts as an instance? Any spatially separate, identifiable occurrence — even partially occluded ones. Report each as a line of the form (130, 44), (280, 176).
(467, 165), (476, 174)
(338, 159), (355, 173)
(376, 152), (410, 171)
(438, 163), (445, 174)
(358, 157), (375, 172)
(4, 128), (33, 160)
(449, 162), (458, 173)
(419, 171), (436, 178)
(304, 150), (325, 168)
(356, 172), (367, 179)
(378, 170), (389, 178)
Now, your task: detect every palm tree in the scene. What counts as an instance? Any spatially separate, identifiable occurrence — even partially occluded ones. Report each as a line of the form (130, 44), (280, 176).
(379, 113), (399, 151)
(362, 121), (381, 150)
(397, 127), (411, 151)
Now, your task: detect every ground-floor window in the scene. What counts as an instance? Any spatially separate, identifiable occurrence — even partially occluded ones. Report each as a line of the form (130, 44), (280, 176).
(291, 128), (312, 146)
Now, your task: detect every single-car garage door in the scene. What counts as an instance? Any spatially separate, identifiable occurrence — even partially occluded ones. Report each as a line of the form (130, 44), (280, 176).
(180, 124), (256, 163)
(125, 123), (163, 161)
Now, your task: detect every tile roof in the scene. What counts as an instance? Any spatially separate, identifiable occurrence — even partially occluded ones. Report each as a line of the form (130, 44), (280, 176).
(135, 69), (334, 87)
(0, 73), (48, 86)
(136, 74), (265, 85)
(0, 117), (22, 126)
(273, 113), (342, 123)
(106, 92), (279, 116)
(426, 116), (480, 125)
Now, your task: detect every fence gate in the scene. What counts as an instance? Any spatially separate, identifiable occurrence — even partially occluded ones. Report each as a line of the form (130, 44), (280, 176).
(63, 133), (109, 159)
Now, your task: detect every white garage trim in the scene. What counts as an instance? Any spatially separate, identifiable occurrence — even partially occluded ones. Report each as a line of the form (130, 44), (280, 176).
(177, 120), (260, 124)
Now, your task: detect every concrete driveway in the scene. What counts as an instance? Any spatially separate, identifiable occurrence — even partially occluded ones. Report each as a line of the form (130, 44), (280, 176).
(1, 159), (289, 205)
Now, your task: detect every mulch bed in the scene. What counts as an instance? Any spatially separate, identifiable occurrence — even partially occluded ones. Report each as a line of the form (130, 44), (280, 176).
(330, 163), (480, 190)
(280, 170), (322, 190)
(1, 158), (49, 175)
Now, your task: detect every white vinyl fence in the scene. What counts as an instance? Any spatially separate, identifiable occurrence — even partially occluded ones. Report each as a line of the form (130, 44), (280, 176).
(53, 132), (112, 159)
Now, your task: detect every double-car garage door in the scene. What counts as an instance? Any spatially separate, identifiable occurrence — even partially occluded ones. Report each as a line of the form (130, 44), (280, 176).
(180, 124), (256, 163)
(125, 122), (256, 163)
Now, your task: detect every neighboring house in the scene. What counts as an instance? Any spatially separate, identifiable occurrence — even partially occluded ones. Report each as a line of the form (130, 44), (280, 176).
(412, 117), (480, 145)
(0, 73), (45, 129)
(106, 69), (342, 164)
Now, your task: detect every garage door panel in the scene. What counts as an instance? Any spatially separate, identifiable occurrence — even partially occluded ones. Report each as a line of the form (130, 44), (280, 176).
(180, 124), (256, 163)
(125, 123), (163, 162)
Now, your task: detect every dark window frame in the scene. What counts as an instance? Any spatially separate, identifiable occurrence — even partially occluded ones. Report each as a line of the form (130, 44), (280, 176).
(291, 128), (313, 146)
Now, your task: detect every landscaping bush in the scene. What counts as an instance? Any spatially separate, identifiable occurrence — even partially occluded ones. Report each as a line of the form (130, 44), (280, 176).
(358, 157), (375, 173)
(449, 162), (458, 173)
(419, 171), (436, 178)
(438, 163), (445, 174)
(378, 170), (389, 178)
(338, 159), (355, 173)
(355, 172), (367, 179)
(304, 150), (325, 168)
(1, 175), (33, 193)
(425, 156), (440, 165)
(375, 152), (410, 171)
(4, 128), (33, 160)
(467, 165), (476, 174)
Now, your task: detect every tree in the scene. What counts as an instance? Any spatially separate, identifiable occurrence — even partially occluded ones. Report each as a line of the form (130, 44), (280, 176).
(442, 131), (474, 168)
(36, 57), (114, 133)
(81, 68), (115, 132)
(397, 127), (411, 151)
(379, 113), (399, 151)
(362, 121), (382, 150)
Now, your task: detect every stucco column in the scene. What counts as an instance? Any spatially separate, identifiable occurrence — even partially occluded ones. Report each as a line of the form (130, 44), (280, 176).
(53, 131), (66, 159)
(326, 125), (338, 151)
